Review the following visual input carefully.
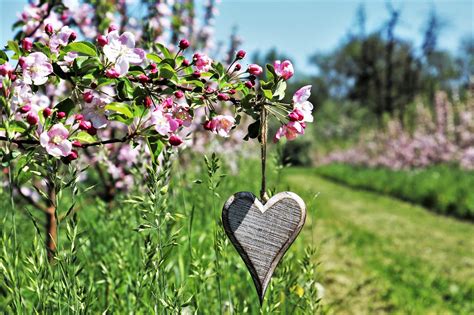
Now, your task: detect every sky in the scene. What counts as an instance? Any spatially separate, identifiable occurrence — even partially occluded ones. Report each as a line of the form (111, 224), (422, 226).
(1, 0), (472, 74)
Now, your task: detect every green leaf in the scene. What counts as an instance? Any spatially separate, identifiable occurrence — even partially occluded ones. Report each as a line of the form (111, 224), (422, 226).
(156, 43), (172, 59)
(159, 63), (176, 80)
(0, 50), (8, 64)
(55, 98), (75, 115)
(147, 53), (162, 63)
(116, 78), (134, 100)
(52, 63), (69, 80)
(105, 102), (133, 118)
(266, 64), (276, 83)
(7, 40), (20, 57)
(72, 131), (95, 143)
(146, 133), (165, 164)
(64, 41), (97, 57)
(273, 80), (287, 101)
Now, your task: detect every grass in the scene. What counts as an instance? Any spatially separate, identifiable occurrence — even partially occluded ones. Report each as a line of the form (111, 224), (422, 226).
(1, 159), (473, 313)
(314, 164), (474, 220)
(283, 167), (474, 314)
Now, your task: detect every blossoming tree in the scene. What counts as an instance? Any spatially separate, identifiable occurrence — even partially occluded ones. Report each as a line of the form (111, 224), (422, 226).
(0, 0), (314, 257)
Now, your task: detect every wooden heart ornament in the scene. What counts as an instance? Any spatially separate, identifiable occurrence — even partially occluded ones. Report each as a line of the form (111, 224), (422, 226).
(222, 191), (306, 304)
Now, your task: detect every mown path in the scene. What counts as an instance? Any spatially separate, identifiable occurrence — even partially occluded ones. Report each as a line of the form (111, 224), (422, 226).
(282, 168), (474, 314)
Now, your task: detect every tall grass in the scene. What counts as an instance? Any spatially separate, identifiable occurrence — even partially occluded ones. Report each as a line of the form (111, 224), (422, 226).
(0, 153), (320, 313)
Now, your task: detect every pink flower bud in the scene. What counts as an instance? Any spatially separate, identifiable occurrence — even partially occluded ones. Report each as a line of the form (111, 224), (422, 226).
(174, 90), (184, 98)
(45, 24), (53, 35)
(289, 109), (304, 122)
(72, 140), (82, 147)
(234, 63), (241, 71)
(43, 107), (52, 118)
(245, 81), (254, 89)
(97, 35), (108, 47)
(67, 150), (78, 161)
(79, 120), (92, 131)
(144, 96), (152, 108)
(26, 113), (38, 125)
(18, 57), (26, 68)
(182, 59), (190, 67)
(21, 38), (33, 52)
(68, 31), (77, 42)
(203, 120), (213, 130)
(83, 91), (94, 103)
(236, 50), (246, 59)
(247, 64), (263, 76)
(205, 87), (215, 94)
(217, 93), (230, 101)
(105, 68), (120, 78)
(229, 89), (236, 95)
(19, 105), (31, 113)
(87, 126), (97, 135)
(75, 114), (84, 121)
(169, 135), (183, 146)
(57, 112), (66, 119)
(108, 25), (118, 33)
(138, 74), (149, 83)
(9, 73), (16, 81)
(179, 39), (190, 50)
(150, 63), (158, 73)
(0, 65), (10, 76)
(192, 71), (201, 78)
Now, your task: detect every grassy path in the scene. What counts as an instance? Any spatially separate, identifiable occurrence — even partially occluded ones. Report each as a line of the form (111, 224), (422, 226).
(282, 168), (474, 314)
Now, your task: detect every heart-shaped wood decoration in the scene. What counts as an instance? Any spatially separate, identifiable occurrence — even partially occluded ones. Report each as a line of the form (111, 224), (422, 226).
(222, 191), (306, 304)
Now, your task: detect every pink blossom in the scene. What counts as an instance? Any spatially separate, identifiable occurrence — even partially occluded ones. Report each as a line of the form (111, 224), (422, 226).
(49, 26), (75, 53)
(150, 110), (171, 135)
(208, 115), (235, 137)
(274, 121), (305, 142)
(103, 31), (145, 77)
(21, 52), (53, 85)
(292, 85), (313, 122)
(40, 123), (72, 157)
(274, 60), (294, 80)
(193, 53), (212, 73)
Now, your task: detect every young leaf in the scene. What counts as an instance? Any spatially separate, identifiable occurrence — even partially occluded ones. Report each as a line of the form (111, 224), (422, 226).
(64, 41), (98, 57)
(105, 102), (133, 118)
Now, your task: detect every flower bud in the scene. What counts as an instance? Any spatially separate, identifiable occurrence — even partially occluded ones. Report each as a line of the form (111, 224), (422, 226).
(174, 90), (184, 98)
(289, 109), (304, 122)
(68, 31), (77, 42)
(192, 71), (201, 78)
(19, 105), (31, 113)
(21, 38), (33, 52)
(179, 39), (190, 50)
(182, 59), (190, 67)
(203, 120), (213, 130)
(236, 50), (246, 59)
(87, 126), (97, 135)
(245, 81), (254, 89)
(150, 63), (158, 73)
(90, 82), (98, 89)
(108, 25), (118, 33)
(45, 24), (54, 35)
(43, 107), (52, 118)
(18, 57), (26, 68)
(83, 91), (94, 103)
(234, 63), (241, 71)
(105, 68), (120, 78)
(144, 96), (152, 108)
(72, 140), (82, 147)
(26, 113), (38, 125)
(79, 120), (92, 131)
(67, 150), (78, 162)
(247, 64), (263, 76)
(75, 114), (84, 121)
(217, 93), (229, 101)
(138, 74), (149, 83)
(228, 89), (236, 95)
(169, 135), (183, 146)
(57, 112), (66, 119)
(97, 35), (108, 47)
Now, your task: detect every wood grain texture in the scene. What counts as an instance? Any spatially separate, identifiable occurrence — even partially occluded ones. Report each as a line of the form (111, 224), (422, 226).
(222, 191), (306, 304)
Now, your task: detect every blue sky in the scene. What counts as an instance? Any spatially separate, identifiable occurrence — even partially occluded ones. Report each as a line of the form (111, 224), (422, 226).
(1, 0), (472, 74)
